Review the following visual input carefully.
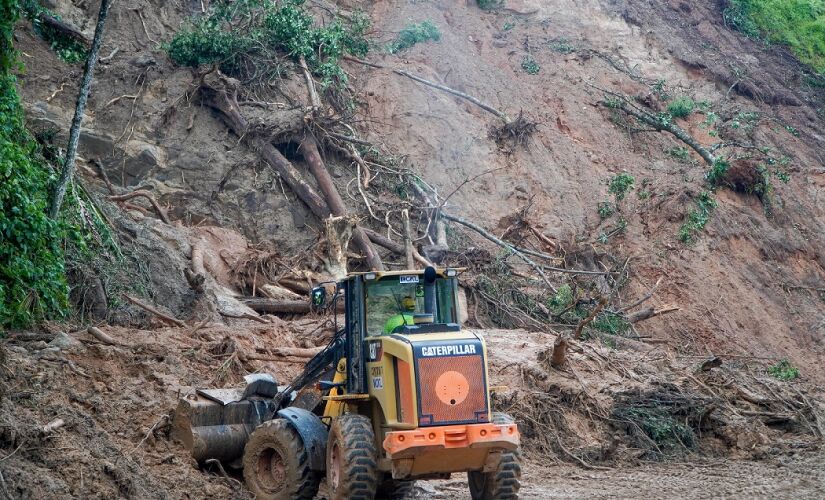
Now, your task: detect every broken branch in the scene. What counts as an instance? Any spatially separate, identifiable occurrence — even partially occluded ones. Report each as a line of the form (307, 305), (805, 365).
(122, 294), (186, 327)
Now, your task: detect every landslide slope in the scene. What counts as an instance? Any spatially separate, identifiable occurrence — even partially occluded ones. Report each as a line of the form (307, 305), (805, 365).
(354, 0), (825, 375)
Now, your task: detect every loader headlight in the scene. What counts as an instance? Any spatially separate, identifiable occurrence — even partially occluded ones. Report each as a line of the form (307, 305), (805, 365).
(364, 272), (377, 281)
(446, 268), (457, 277)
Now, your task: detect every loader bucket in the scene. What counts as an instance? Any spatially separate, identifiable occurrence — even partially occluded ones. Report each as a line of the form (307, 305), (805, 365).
(171, 375), (280, 464)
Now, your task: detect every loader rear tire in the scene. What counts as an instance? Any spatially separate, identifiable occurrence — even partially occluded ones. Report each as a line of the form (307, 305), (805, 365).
(242, 418), (320, 500)
(468, 412), (521, 500)
(326, 414), (379, 500)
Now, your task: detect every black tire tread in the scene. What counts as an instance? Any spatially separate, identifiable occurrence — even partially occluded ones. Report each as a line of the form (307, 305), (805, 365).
(242, 418), (320, 500)
(328, 414), (379, 500)
(377, 475), (415, 499)
(468, 412), (522, 500)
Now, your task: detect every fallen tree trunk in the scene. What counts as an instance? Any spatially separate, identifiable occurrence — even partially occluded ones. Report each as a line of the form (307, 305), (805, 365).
(361, 228), (432, 267)
(242, 298), (344, 314)
(123, 294), (186, 327)
(200, 73), (330, 218)
(299, 136), (384, 271)
(627, 305), (680, 323)
(201, 73), (384, 271)
(254, 346), (324, 358)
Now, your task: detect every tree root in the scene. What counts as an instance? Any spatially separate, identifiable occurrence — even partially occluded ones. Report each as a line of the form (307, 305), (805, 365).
(108, 190), (171, 224)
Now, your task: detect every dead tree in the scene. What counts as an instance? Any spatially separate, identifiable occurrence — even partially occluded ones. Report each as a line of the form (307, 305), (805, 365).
(49, 0), (113, 218)
(200, 73), (385, 271)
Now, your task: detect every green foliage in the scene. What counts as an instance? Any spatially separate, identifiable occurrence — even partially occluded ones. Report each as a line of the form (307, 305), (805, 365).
(548, 37), (576, 54)
(679, 191), (717, 244)
(614, 405), (697, 454)
(388, 21), (441, 54)
(666, 146), (690, 161)
(705, 158), (730, 186)
(548, 284), (573, 314)
(725, 0), (825, 74)
(651, 79), (669, 100)
(521, 55), (540, 74)
(22, 1), (87, 63)
(592, 312), (630, 335)
(768, 358), (800, 380)
(166, 0), (370, 90)
(666, 96), (695, 118)
(597, 201), (615, 219)
(608, 173), (635, 201)
(0, 8), (69, 327)
(476, 0), (504, 10)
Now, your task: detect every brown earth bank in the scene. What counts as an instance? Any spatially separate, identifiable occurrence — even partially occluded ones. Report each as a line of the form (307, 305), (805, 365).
(5, 0), (825, 497)
(1, 324), (823, 498)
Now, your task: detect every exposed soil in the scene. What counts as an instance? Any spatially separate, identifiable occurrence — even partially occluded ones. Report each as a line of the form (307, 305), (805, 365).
(6, 0), (825, 497)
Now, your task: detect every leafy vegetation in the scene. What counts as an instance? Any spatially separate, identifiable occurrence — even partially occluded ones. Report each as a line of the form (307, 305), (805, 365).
(476, 0), (504, 10)
(521, 55), (540, 74)
(768, 358), (800, 380)
(166, 0), (370, 91)
(592, 311), (631, 335)
(666, 96), (695, 118)
(724, 0), (825, 74)
(548, 37), (576, 54)
(608, 173), (635, 201)
(679, 191), (717, 244)
(597, 201), (615, 219)
(388, 21), (441, 54)
(22, 2), (88, 63)
(0, 1), (67, 327)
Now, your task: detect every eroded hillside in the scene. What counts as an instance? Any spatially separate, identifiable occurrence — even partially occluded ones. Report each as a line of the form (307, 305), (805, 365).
(3, 0), (825, 498)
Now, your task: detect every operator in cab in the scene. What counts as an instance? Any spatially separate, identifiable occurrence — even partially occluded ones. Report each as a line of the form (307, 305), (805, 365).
(383, 296), (416, 334)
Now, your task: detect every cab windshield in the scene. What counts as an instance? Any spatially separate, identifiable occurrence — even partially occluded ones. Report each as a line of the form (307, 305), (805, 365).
(364, 275), (457, 337)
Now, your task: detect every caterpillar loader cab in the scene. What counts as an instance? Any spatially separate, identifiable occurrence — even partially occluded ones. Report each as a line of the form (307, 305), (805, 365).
(172, 267), (521, 500)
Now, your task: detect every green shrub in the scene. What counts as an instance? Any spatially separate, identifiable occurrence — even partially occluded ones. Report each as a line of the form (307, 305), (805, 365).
(667, 97), (695, 118)
(592, 312), (630, 335)
(388, 21), (441, 54)
(768, 358), (800, 380)
(608, 173), (635, 201)
(679, 191), (717, 244)
(548, 37), (576, 54)
(0, 2), (71, 327)
(598, 201), (615, 219)
(166, 0), (370, 90)
(705, 158), (730, 186)
(521, 55), (540, 74)
(725, 0), (825, 74)
(22, 2), (87, 63)
(477, 0), (504, 10)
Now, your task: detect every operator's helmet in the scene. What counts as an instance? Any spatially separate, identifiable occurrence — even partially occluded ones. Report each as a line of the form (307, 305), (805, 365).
(402, 296), (416, 311)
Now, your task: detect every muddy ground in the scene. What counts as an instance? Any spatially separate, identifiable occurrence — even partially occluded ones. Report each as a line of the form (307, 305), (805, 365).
(5, 0), (825, 497)
(1, 323), (823, 498)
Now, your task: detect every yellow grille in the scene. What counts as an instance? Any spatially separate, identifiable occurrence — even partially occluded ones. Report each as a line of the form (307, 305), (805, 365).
(416, 355), (487, 425)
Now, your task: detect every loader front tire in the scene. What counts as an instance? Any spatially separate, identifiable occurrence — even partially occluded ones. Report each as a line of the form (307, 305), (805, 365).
(377, 474), (415, 499)
(242, 418), (320, 500)
(468, 413), (522, 500)
(326, 414), (379, 500)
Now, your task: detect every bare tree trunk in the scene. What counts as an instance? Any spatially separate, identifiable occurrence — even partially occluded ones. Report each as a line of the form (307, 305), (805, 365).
(550, 335), (569, 367)
(49, 0), (113, 218)
(402, 209), (414, 269)
(298, 136), (384, 271)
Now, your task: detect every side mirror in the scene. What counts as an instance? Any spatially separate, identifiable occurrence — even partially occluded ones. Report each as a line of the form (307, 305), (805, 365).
(310, 286), (326, 312)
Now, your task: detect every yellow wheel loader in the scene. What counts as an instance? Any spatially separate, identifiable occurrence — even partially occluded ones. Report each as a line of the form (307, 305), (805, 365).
(173, 267), (521, 499)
